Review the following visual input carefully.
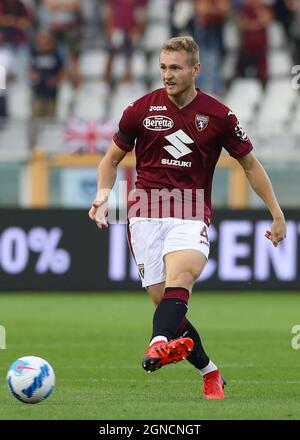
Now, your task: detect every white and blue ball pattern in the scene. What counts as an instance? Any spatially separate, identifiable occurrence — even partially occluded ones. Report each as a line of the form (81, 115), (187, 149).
(7, 356), (55, 404)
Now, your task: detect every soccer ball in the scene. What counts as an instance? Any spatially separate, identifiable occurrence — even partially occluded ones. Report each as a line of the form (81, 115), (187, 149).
(7, 356), (55, 404)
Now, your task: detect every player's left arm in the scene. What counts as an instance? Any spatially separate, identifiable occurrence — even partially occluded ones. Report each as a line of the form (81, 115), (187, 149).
(237, 151), (287, 247)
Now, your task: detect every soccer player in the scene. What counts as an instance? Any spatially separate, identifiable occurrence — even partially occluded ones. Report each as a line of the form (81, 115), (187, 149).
(89, 36), (287, 400)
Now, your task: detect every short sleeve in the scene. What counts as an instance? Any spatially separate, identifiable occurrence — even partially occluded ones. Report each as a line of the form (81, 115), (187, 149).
(113, 103), (138, 152)
(222, 110), (253, 159)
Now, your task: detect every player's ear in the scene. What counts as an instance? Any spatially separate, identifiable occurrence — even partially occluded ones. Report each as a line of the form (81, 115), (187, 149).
(194, 63), (200, 77)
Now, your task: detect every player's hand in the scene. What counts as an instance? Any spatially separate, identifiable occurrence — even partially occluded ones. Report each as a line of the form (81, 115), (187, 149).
(264, 216), (287, 247)
(88, 197), (109, 229)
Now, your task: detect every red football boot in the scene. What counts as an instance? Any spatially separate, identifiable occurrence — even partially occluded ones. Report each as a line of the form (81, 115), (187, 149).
(142, 337), (194, 372)
(203, 370), (226, 400)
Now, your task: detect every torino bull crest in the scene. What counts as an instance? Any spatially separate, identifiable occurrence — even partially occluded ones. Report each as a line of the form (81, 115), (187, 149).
(195, 114), (209, 132)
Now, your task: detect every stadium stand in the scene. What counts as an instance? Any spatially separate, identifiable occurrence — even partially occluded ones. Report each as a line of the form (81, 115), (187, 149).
(290, 99), (300, 135)
(7, 81), (31, 119)
(268, 49), (293, 77)
(72, 80), (109, 120)
(79, 49), (108, 80)
(110, 81), (148, 120)
(0, 0), (299, 207)
(224, 78), (263, 125)
(268, 20), (287, 50)
(256, 77), (298, 133)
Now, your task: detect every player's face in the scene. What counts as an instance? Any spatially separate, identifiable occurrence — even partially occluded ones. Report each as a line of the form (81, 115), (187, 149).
(159, 50), (199, 98)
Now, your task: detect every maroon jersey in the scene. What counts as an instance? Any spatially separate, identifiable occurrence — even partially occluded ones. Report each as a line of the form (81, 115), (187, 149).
(113, 88), (253, 224)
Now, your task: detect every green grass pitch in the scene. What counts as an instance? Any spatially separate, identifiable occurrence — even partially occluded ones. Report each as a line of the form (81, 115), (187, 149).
(0, 292), (299, 420)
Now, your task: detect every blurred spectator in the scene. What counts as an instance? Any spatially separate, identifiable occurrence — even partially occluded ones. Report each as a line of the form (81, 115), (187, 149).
(38, 0), (82, 64)
(80, 0), (101, 42)
(193, 0), (230, 96)
(0, 0), (32, 81)
(102, 0), (149, 84)
(0, 29), (14, 124)
(236, 0), (273, 87)
(29, 30), (65, 118)
(63, 45), (82, 115)
(170, 0), (194, 37)
(274, 0), (294, 39)
(288, 0), (300, 65)
(66, 46), (81, 90)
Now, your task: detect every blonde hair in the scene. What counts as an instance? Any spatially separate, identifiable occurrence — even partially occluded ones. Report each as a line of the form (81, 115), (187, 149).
(161, 36), (200, 66)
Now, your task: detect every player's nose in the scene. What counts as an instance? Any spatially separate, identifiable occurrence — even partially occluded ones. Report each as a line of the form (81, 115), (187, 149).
(163, 69), (173, 79)
(164, 73), (173, 83)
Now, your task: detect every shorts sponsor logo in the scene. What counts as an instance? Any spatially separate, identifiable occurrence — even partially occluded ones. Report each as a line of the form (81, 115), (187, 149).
(149, 105), (167, 111)
(138, 263), (145, 278)
(143, 116), (174, 131)
(195, 114), (209, 132)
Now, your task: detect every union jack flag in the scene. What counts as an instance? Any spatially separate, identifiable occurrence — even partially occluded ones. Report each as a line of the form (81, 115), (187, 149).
(63, 118), (117, 154)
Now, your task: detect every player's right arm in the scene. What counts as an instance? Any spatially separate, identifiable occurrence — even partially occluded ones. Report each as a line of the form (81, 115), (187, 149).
(89, 100), (137, 228)
(88, 141), (127, 228)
